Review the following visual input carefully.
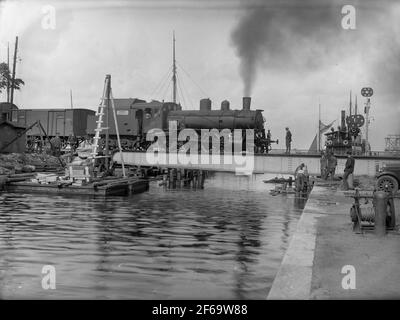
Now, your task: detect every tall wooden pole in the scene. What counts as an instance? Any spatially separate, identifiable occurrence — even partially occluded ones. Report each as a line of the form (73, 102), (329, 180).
(105, 75), (111, 169)
(7, 42), (10, 103)
(10, 36), (18, 105)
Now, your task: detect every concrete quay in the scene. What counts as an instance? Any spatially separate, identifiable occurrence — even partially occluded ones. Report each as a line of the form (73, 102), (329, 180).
(267, 180), (400, 299)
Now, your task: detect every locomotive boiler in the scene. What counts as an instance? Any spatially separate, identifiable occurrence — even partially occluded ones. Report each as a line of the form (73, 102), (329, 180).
(167, 97), (265, 131)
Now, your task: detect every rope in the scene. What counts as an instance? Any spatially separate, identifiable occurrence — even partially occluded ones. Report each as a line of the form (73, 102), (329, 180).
(150, 66), (173, 97)
(161, 79), (172, 102)
(176, 74), (187, 110)
(177, 62), (208, 97)
(178, 72), (194, 109)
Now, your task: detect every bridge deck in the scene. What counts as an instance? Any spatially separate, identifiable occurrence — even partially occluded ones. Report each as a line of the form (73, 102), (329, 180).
(112, 151), (400, 176)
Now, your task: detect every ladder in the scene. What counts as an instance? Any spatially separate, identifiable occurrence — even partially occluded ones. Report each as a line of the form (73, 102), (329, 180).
(91, 76), (109, 158)
(91, 74), (126, 177)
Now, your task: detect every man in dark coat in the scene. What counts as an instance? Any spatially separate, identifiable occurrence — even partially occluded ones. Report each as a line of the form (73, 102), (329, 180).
(343, 151), (355, 190)
(285, 127), (292, 154)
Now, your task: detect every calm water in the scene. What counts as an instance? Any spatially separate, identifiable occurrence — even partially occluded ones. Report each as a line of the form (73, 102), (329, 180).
(0, 172), (306, 299)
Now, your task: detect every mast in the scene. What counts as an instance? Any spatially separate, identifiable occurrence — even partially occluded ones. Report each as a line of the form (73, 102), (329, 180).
(10, 36), (18, 105)
(7, 42), (10, 103)
(349, 90), (352, 116)
(70, 89), (74, 109)
(355, 95), (358, 115)
(318, 100), (321, 152)
(172, 31), (177, 104)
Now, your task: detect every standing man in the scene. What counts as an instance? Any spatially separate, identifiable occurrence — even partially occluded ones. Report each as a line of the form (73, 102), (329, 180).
(266, 129), (272, 153)
(327, 151), (338, 180)
(50, 133), (62, 157)
(285, 127), (292, 154)
(343, 151), (355, 190)
(320, 151), (328, 179)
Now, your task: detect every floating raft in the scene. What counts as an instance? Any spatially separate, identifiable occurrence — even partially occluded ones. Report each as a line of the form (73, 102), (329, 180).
(2, 175), (149, 197)
(269, 187), (296, 196)
(264, 177), (293, 184)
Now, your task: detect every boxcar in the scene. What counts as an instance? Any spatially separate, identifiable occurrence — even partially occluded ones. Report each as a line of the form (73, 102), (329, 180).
(10, 108), (95, 137)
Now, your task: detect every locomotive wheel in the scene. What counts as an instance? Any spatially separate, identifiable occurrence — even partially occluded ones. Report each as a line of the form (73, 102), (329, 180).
(376, 175), (399, 193)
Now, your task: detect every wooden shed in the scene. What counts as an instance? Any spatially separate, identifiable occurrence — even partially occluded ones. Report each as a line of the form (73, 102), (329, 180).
(0, 120), (26, 153)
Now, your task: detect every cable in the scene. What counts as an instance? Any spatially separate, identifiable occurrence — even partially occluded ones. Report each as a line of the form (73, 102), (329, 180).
(150, 66), (173, 97)
(179, 73), (194, 109)
(161, 79), (172, 102)
(177, 62), (208, 97)
(176, 73), (187, 110)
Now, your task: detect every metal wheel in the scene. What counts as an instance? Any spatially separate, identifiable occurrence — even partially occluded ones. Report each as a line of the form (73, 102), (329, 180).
(376, 175), (399, 193)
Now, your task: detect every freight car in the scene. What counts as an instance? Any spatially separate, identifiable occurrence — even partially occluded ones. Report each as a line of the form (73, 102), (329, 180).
(0, 102), (95, 145)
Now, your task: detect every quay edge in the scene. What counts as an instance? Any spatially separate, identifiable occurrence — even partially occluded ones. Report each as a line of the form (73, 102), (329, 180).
(267, 182), (400, 299)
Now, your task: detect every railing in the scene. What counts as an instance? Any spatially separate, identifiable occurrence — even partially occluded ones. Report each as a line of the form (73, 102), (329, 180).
(115, 148), (400, 158)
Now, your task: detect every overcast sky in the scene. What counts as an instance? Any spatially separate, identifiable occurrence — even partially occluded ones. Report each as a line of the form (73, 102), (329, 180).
(0, 0), (399, 150)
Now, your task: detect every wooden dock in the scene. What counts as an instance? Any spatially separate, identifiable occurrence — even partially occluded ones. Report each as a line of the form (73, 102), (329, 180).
(1, 175), (149, 197)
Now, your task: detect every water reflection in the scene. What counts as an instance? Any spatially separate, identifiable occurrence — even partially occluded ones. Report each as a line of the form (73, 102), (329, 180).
(0, 172), (304, 299)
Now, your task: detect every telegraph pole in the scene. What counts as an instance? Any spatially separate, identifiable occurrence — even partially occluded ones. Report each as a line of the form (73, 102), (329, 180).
(172, 31), (177, 104)
(10, 36), (18, 105)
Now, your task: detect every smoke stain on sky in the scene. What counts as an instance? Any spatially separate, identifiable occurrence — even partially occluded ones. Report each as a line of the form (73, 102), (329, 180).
(230, 0), (400, 103)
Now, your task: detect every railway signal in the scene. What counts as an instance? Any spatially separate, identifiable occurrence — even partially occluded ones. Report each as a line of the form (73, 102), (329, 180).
(361, 87), (373, 97)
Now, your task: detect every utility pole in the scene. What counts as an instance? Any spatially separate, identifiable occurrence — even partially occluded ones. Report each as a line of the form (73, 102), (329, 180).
(7, 42), (10, 103)
(10, 36), (18, 105)
(172, 31), (177, 104)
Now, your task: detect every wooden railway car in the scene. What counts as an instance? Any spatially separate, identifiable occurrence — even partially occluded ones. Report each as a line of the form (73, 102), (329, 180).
(9, 108), (95, 137)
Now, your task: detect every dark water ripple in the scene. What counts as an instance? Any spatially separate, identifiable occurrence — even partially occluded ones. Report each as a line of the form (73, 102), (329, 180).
(0, 172), (305, 299)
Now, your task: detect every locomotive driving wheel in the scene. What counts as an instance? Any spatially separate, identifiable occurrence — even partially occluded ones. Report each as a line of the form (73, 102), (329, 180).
(376, 175), (399, 193)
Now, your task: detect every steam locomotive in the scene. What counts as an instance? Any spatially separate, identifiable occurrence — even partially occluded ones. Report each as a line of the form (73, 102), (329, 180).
(87, 96), (267, 152)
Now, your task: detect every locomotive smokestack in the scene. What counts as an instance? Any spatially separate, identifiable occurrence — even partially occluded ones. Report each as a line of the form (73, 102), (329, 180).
(242, 96), (251, 110)
(341, 110), (346, 130)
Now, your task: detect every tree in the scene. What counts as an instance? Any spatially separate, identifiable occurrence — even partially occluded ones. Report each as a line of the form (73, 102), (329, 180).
(0, 62), (24, 94)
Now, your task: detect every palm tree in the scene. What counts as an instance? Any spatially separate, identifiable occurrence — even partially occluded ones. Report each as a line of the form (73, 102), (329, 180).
(0, 62), (24, 95)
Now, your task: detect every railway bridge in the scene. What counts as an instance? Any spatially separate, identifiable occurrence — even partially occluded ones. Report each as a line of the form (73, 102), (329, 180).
(112, 150), (400, 177)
